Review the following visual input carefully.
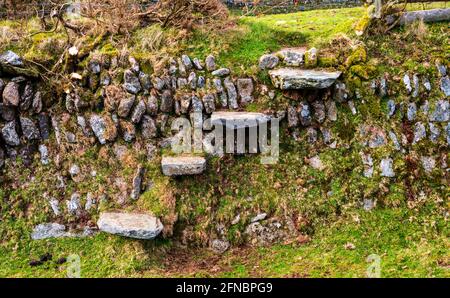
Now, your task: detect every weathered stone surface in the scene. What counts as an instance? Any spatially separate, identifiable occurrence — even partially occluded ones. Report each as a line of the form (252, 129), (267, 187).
(202, 94), (216, 114)
(88, 59), (101, 74)
(130, 100), (146, 124)
(380, 158), (395, 177)
(117, 95), (135, 118)
(89, 114), (117, 145)
(0, 148), (4, 168)
(181, 55), (193, 70)
(97, 212), (163, 240)
(333, 82), (348, 102)
(153, 77), (165, 91)
(205, 55), (216, 71)
(192, 58), (203, 70)
(429, 100), (449, 122)
(224, 78), (238, 109)
(287, 106), (299, 128)
(31, 223), (67, 240)
(32, 91), (43, 114)
(305, 47), (318, 67)
(413, 122), (426, 144)
(387, 99), (396, 118)
(210, 239), (230, 254)
(403, 74), (412, 94)
(0, 102), (15, 121)
(141, 115), (157, 139)
(213, 78), (227, 108)
(119, 120), (136, 142)
(236, 78), (254, 104)
(312, 101), (325, 123)
(277, 48), (305, 66)
(325, 100), (337, 121)
(299, 101), (312, 126)
(212, 68), (230, 77)
(123, 70), (142, 94)
(259, 54), (279, 70)
(407, 102), (417, 121)
(0, 50), (23, 67)
(423, 77), (431, 91)
(388, 131), (401, 151)
(412, 74), (420, 98)
(38, 113), (50, 140)
(306, 127), (318, 143)
(161, 156), (206, 176)
(130, 166), (145, 200)
(360, 153), (374, 178)
(211, 111), (270, 130)
(20, 82), (33, 111)
(429, 123), (440, 143)
(2, 81), (20, 106)
(197, 76), (206, 88)
(38, 144), (49, 165)
(138, 72), (151, 91)
(160, 90), (173, 113)
(421, 156), (436, 174)
(188, 72), (197, 89)
(20, 117), (40, 141)
(144, 94), (157, 116)
(269, 68), (341, 90)
(379, 76), (388, 97)
(1, 121), (20, 146)
(104, 85), (125, 112)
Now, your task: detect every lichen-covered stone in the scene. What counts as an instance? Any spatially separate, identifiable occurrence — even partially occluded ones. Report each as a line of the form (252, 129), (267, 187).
(0, 50), (23, 67)
(236, 78), (254, 105)
(2, 81), (20, 106)
(141, 115), (157, 139)
(259, 54), (279, 70)
(429, 100), (449, 122)
(212, 68), (231, 77)
(202, 94), (216, 114)
(380, 158), (395, 177)
(123, 70), (142, 94)
(130, 100), (146, 124)
(205, 55), (216, 71)
(224, 78), (238, 109)
(117, 95), (135, 118)
(269, 68), (341, 90)
(20, 117), (40, 141)
(287, 105), (299, 128)
(1, 121), (20, 146)
(161, 156), (206, 176)
(160, 90), (173, 113)
(277, 48), (305, 66)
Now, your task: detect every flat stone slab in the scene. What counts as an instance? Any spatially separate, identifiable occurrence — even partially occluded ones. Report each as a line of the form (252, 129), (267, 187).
(97, 212), (163, 239)
(269, 68), (342, 90)
(211, 111), (271, 130)
(161, 156), (206, 176)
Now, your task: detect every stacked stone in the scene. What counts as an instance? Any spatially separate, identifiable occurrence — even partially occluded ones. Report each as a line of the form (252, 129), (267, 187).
(260, 48), (342, 147)
(0, 51), (47, 169)
(65, 53), (255, 148)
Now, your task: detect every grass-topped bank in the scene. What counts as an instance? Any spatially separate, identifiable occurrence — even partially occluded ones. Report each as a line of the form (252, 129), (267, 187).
(0, 3), (449, 278)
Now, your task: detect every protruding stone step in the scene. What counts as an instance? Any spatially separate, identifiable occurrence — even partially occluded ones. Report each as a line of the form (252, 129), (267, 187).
(97, 212), (163, 240)
(161, 156), (206, 176)
(211, 111), (271, 130)
(269, 68), (342, 90)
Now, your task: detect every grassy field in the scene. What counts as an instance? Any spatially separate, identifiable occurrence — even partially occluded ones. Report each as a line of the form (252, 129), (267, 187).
(0, 4), (449, 277)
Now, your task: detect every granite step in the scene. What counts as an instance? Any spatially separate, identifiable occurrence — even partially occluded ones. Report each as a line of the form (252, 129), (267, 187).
(269, 68), (342, 90)
(161, 156), (207, 176)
